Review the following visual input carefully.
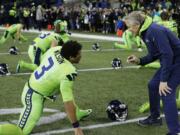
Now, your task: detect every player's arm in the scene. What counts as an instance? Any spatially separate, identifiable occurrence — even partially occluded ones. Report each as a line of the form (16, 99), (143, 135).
(60, 74), (84, 135)
(16, 26), (22, 40)
(64, 101), (84, 135)
(51, 39), (58, 47)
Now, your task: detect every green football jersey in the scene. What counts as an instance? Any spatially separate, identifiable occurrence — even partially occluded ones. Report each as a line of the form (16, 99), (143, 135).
(8, 24), (22, 35)
(158, 20), (178, 36)
(29, 46), (77, 101)
(60, 33), (70, 43)
(123, 30), (135, 45)
(33, 33), (61, 53)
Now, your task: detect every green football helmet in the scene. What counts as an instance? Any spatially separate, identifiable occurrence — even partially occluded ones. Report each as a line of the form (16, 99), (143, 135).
(54, 19), (67, 32)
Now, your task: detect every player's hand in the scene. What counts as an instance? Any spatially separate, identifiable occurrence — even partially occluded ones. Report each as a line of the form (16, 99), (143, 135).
(74, 128), (84, 135)
(159, 82), (172, 96)
(127, 55), (140, 65)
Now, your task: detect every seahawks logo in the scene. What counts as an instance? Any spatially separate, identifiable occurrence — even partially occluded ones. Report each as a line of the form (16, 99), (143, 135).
(0, 108), (66, 126)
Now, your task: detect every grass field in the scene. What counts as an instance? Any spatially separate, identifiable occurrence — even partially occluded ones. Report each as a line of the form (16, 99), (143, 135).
(0, 30), (174, 135)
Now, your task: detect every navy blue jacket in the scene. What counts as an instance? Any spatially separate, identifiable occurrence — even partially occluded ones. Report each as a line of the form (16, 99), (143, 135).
(140, 23), (180, 82)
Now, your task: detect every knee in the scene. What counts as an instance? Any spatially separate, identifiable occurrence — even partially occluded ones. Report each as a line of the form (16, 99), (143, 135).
(148, 80), (159, 91)
(161, 90), (176, 102)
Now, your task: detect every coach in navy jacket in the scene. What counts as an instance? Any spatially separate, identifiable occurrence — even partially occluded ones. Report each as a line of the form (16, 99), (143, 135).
(125, 11), (180, 135)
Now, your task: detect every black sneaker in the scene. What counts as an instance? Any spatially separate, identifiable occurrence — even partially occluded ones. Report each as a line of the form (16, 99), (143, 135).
(138, 115), (162, 126)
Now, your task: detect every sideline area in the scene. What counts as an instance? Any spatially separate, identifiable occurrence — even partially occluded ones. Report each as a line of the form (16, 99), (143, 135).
(0, 27), (123, 42)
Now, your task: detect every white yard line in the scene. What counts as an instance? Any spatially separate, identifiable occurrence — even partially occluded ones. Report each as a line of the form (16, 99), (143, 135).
(0, 48), (142, 55)
(31, 116), (146, 135)
(0, 27), (122, 42)
(78, 66), (140, 72)
(4, 66), (140, 77)
(32, 112), (180, 135)
(0, 52), (28, 55)
(79, 40), (114, 42)
(82, 49), (121, 52)
(0, 49), (117, 55)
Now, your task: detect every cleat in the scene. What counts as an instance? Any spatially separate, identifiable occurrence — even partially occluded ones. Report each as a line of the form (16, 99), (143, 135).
(138, 115), (162, 127)
(76, 109), (92, 121)
(139, 102), (150, 113)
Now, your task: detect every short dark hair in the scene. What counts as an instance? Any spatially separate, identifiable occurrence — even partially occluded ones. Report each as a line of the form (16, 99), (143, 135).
(60, 40), (82, 60)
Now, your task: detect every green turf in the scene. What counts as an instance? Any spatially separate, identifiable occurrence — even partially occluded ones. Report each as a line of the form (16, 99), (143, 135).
(0, 30), (173, 135)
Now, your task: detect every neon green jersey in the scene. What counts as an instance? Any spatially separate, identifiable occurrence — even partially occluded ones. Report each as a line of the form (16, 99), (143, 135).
(8, 24), (22, 35)
(123, 30), (133, 41)
(158, 20), (178, 36)
(60, 33), (70, 43)
(123, 30), (136, 44)
(29, 46), (77, 101)
(34, 33), (61, 53)
(9, 9), (16, 16)
(33, 33), (48, 43)
(122, 30), (145, 48)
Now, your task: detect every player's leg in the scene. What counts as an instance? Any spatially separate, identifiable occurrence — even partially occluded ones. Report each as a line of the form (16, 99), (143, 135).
(18, 83), (44, 135)
(16, 46), (38, 72)
(114, 42), (131, 50)
(139, 99), (180, 113)
(34, 48), (42, 66)
(16, 60), (38, 72)
(143, 61), (161, 69)
(0, 30), (11, 45)
(0, 124), (23, 135)
(19, 34), (28, 42)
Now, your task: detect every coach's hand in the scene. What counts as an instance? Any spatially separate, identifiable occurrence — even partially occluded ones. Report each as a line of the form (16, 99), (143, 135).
(159, 82), (172, 96)
(127, 55), (140, 65)
(74, 128), (84, 135)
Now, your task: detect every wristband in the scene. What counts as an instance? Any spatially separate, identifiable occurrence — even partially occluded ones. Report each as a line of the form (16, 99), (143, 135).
(72, 121), (80, 128)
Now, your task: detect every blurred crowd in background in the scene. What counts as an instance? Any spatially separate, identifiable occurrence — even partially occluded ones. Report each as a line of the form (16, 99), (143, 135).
(0, 0), (180, 35)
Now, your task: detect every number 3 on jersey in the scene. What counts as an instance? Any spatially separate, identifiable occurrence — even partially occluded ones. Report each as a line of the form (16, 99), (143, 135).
(35, 57), (54, 79)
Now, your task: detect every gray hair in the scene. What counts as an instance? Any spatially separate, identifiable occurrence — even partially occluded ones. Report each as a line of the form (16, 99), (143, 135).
(123, 11), (146, 27)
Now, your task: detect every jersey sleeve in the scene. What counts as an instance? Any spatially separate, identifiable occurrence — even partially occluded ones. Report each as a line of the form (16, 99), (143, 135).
(61, 34), (70, 43)
(60, 72), (77, 102)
